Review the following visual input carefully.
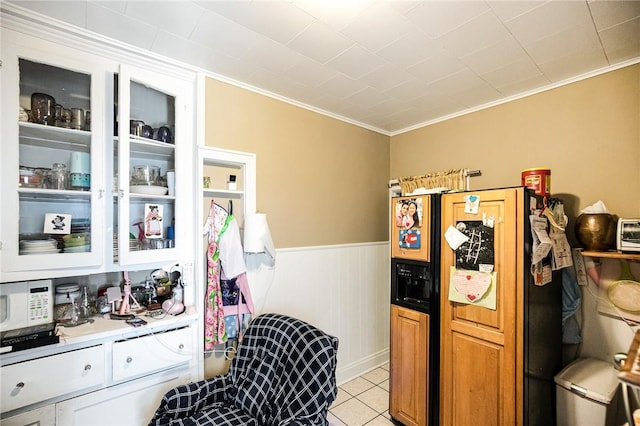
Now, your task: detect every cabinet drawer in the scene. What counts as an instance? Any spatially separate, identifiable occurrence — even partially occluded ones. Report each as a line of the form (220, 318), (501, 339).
(56, 368), (191, 426)
(0, 404), (55, 426)
(112, 327), (192, 382)
(1, 345), (104, 414)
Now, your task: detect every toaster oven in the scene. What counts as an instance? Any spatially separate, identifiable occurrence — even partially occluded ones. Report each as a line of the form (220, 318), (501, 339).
(617, 219), (640, 253)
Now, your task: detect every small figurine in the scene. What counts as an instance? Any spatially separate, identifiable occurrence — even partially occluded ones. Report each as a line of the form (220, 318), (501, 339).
(119, 271), (141, 315)
(145, 205), (163, 237)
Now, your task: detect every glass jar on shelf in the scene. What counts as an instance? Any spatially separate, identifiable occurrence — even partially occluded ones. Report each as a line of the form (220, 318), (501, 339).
(51, 162), (69, 190)
(18, 167), (37, 187)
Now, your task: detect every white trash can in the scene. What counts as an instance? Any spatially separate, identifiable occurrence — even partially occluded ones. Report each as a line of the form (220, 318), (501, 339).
(555, 357), (620, 426)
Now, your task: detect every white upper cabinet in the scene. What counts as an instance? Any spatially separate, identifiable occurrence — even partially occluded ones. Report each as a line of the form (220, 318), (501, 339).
(0, 27), (195, 282)
(115, 65), (193, 267)
(1, 43), (107, 274)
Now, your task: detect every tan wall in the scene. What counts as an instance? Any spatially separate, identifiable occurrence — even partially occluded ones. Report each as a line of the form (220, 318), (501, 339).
(204, 79), (390, 248)
(391, 64), (640, 243)
(205, 64), (639, 249)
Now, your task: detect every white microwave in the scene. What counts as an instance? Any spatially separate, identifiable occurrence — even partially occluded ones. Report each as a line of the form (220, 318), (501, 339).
(0, 280), (54, 332)
(617, 219), (640, 253)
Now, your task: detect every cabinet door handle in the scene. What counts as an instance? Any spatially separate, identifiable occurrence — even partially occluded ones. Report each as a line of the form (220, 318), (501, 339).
(126, 356), (133, 363)
(84, 364), (92, 371)
(178, 344), (184, 350)
(15, 382), (24, 389)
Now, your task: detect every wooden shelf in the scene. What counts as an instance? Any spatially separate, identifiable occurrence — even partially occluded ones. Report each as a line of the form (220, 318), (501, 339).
(581, 250), (640, 261)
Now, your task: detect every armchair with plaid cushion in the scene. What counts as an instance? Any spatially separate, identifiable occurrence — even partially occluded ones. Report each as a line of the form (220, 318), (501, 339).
(148, 313), (339, 426)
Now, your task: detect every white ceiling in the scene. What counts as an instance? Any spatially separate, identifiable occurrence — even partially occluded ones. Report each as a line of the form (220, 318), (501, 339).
(6, 0), (640, 135)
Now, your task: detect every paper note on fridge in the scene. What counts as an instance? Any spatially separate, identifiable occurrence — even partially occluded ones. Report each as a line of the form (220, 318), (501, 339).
(530, 215), (552, 264)
(445, 225), (469, 250)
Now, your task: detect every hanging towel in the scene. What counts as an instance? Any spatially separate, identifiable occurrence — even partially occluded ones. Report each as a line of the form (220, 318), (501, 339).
(562, 266), (582, 344)
(204, 201), (229, 350)
(218, 215), (254, 342)
(218, 217), (246, 278)
(221, 272), (254, 341)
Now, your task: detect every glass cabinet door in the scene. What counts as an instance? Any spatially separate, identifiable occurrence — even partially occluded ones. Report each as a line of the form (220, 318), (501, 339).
(1, 46), (105, 273)
(116, 65), (192, 266)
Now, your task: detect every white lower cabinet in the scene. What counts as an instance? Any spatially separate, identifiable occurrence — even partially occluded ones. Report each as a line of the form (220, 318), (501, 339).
(1, 346), (105, 413)
(0, 404), (55, 426)
(56, 368), (190, 426)
(112, 327), (192, 382)
(0, 324), (196, 426)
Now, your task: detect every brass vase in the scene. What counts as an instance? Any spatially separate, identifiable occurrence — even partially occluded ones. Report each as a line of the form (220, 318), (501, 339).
(574, 213), (616, 251)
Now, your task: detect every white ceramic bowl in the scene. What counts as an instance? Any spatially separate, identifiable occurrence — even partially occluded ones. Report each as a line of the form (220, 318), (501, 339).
(130, 185), (168, 196)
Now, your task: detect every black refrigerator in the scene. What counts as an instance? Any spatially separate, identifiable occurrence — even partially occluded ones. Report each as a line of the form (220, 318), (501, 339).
(522, 192), (564, 425)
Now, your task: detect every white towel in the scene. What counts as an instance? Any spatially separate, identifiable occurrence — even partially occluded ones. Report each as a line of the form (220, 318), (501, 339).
(218, 217), (247, 279)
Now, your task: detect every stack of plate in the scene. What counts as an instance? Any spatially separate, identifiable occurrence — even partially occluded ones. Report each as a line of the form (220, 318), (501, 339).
(113, 233), (119, 262)
(113, 234), (143, 261)
(130, 239), (142, 252)
(63, 233), (90, 253)
(19, 239), (59, 255)
(71, 218), (90, 234)
(64, 245), (90, 253)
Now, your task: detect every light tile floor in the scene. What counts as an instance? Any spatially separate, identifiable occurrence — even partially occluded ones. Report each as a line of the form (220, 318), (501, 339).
(328, 362), (399, 426)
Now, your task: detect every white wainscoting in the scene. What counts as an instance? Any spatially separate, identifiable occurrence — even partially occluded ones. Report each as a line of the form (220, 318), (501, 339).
(245, 241), (391, 385)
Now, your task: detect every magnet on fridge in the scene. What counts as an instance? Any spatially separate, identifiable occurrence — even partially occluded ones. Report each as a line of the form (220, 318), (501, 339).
(445, 224), (469, 250)
(464, 195), (480, 214)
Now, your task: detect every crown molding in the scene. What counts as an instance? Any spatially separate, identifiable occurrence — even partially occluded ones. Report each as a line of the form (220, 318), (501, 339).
(1, 3), (196, 82)
(388, 57), (640, 137)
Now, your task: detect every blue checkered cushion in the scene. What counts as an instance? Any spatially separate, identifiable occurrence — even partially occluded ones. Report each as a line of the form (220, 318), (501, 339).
(149, 313), (339, 426)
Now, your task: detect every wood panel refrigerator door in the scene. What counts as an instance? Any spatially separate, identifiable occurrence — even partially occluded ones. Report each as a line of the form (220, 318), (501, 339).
(391, 195), (431, 261)
(390, 304), (428, 426)
(440, 188), (521, 426)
